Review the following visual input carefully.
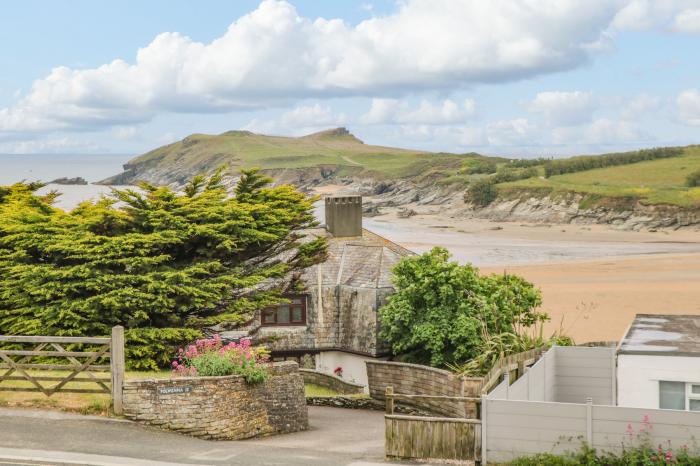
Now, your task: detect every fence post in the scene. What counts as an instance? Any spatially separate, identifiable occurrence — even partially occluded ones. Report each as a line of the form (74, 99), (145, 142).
(385, 386), (394, 414)
(480, 394), (488, 465)
(586, 397), (593, 446)
(110, 326), (125, 415)
(503, 372), (510, 400)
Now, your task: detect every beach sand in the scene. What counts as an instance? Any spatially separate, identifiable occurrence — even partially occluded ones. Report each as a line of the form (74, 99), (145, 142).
(361, 207), (700, 344)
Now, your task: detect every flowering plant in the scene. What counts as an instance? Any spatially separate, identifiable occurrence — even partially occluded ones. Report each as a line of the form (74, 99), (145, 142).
(172, 335), (270, 384)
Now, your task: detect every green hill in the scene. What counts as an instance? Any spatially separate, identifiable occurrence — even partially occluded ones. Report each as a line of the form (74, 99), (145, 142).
(101, 127), (501, 186)
(102, 128), (700, 210)
(500, 145), (700, 208)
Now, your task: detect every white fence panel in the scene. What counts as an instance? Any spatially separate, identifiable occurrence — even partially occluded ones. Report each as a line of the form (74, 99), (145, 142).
(554, 346), (615, 405)
(484, 398), (587, 463)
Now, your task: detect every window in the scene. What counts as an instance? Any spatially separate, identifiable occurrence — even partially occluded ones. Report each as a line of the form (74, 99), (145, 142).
(261, 295), (306, 326)
(659, 381), (700, 411)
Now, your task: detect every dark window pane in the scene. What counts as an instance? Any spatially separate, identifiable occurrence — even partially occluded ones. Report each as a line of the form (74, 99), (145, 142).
(292, 307), (303, 322)
(660, 381), (685, 410)
(692, 385), (700, 394)
(262, 309), (276, 324)
(690, 400), (700, 411)
(277, 305), (290, 323)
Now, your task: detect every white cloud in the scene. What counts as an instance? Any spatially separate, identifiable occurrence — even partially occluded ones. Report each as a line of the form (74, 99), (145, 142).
(612, 0), (700, 32)
(360, 98), (476, 125)
(552, 118), (647, 145)
(0, 0), (625, 134)
(279, 104), (346, 128)
(243, 103), (346, 135)
(620, 94), (663, 120)
(487, 118), (538, 146)
(529, 91), (595, 126)
(677, 89), (700, 125)
(674, 8), (700, 32)
(0, 135), (103, 154)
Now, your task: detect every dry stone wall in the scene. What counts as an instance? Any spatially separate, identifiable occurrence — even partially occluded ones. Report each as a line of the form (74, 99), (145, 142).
(366, 360), (483, 418)
(122, 361), (307, 440)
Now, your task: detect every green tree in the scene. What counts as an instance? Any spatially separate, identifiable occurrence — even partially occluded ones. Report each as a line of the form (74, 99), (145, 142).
(378, 247), (546, 367)
(0, 169), (326, 369)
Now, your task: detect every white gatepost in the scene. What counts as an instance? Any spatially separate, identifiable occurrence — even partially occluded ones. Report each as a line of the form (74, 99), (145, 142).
(480, 394), (488, 465)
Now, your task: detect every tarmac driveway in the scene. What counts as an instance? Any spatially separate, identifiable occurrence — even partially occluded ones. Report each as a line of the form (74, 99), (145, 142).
(0, 406), (397, 466)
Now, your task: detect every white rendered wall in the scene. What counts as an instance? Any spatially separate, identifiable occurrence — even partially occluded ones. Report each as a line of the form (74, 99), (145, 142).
(316, 351), (381, 391)
(617, 354), (700, 408)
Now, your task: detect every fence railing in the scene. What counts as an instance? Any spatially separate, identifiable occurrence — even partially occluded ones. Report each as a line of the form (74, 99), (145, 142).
(0, 326), (125, 414)
(384, 386), (482, 462)
(478, 346), (546, 395)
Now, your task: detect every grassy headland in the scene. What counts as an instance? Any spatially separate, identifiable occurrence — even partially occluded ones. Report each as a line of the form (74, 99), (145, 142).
(102, 127), (700, 211)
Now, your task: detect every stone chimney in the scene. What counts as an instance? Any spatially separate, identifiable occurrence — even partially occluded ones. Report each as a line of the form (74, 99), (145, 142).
(325, 195), (362, 237)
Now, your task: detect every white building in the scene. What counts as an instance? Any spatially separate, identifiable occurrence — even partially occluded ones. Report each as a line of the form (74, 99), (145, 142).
(617, 314), (700, 411)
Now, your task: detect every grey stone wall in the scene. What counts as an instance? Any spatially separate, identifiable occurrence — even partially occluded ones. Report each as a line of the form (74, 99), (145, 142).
(123, 361), (307, 440)
(260, 361), (308, 434)
(299, 369), (365, 394)
(366, 360), (483, 418)
(261, 284), (391, 357)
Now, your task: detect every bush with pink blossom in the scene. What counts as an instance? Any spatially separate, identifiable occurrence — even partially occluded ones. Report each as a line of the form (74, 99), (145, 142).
(172, 335), (270, 384)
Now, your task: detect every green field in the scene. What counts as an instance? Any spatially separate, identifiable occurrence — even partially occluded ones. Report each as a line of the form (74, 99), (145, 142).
(501, 146), (700, 208)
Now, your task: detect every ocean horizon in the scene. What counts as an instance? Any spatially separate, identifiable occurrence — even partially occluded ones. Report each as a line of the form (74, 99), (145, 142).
(0, 153), (135, 210)
(0, 153), (133, 185)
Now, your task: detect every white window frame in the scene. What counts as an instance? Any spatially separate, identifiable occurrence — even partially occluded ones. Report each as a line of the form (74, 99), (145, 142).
(660, 380), (700, 411)
(687, 383), (700, 411)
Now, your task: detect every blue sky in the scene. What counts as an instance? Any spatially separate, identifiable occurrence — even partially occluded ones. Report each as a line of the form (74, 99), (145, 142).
(1, 0), (700, 157)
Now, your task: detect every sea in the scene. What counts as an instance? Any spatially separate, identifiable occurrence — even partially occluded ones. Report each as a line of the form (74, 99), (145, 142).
(0, 153), (134, 210)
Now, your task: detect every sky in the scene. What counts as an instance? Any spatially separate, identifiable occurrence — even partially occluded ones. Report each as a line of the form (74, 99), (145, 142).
(1, 0), (700, 158)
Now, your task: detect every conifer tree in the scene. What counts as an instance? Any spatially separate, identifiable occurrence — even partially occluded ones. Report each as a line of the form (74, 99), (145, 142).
(0, 169), (326, 369)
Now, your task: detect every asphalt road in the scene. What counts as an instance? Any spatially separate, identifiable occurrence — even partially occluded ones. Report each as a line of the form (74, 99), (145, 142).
(0, 406), (408, 466)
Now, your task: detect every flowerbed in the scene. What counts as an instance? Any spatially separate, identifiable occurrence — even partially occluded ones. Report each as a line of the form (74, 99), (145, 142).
(172, 335), (269, 384)
(507, 417), (700, 465)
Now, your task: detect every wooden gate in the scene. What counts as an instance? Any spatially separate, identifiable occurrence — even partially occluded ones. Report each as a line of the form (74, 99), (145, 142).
(0, 326), (125, 414)
(384, 387), (482, 462)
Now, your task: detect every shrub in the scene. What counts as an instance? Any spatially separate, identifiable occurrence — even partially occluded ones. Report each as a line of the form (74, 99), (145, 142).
(125, 328), (203, 371)
(544, 147), (684, 177)
(451, 325), (574, 377)
(172, 335), (270, 384)
(466, 178), (498, 206)
(506, 416), (700, 465)
(378, 247), (546, 367)
(687, 168), (700, 187)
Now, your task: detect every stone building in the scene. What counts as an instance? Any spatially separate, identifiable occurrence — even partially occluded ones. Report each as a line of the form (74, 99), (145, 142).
(221, 195), (414, 389)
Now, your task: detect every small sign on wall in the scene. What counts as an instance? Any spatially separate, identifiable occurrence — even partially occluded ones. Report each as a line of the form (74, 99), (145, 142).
(157, 386), (192, 395)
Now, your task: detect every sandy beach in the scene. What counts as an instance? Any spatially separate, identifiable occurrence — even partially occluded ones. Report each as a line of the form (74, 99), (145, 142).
(361, 208), (700, 344)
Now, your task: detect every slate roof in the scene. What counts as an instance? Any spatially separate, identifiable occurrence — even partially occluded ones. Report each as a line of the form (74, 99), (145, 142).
(301, 227), (415, 289)
(618, 314), (700, 356)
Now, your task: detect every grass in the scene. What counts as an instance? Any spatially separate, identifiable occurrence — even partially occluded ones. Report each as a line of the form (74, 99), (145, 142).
(0, 369), (170, 416)
(304, 383), (340, 397)
(0, 371), (353, 414)
(501, 146), (700, 208)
